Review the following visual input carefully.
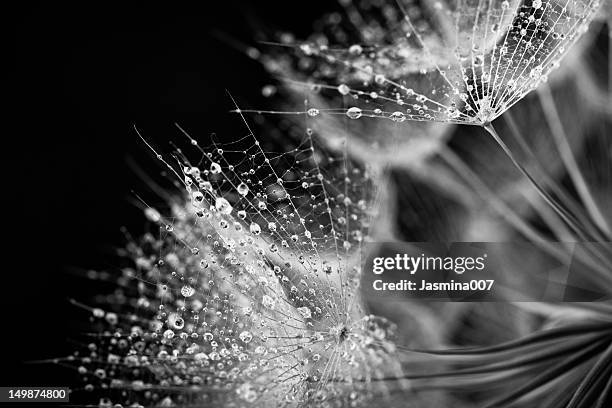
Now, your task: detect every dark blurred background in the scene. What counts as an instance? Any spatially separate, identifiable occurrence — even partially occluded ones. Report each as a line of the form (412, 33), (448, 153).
(4, 0), (332, 388)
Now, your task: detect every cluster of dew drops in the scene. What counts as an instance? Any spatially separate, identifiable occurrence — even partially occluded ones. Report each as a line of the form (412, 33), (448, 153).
(265, 0), (601, 126)
(67, 128), (404, 408)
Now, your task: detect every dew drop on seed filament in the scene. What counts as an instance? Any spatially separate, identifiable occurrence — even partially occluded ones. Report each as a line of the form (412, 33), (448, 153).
(215, 197), (233, 215)
(390, 111), (406, 122)
(249, 222), (261, 235)
(210, 162), (221, 174)
(168, 313), (185, 330)
(346, 107), (363, 119)
(144, 208), (161, 222)
(237, 183), (249, 196)
(192, 191), (204, 202)
(105, 313), (118, 325)
(261, 84), (276, 97)
(348, 44), (362, 55)
(337, 84), (350, 95)
(239, 331), (253, 343)
(181, 285), (195, 297)
(307, 108), (320, 117)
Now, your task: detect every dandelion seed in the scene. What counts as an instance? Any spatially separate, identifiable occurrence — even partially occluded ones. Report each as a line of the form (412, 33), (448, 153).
(69, 117), (405, 407)
(275, 0), (601, 125)
(215, 197), (233, 215)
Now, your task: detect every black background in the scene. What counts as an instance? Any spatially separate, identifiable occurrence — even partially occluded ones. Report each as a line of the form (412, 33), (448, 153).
(5, 0), (332, 388)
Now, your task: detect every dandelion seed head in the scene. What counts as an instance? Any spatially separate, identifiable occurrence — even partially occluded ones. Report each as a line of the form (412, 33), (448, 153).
(69, 122), (405, 406)
(265, 0), (601, 126)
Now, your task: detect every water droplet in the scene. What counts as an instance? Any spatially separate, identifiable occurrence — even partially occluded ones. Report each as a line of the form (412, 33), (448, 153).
(237, 183), (249, 196)
(215, 197), (233, 215)
(168, 313), (185, 330)
(348, 44), (363, 55)
(144, 208), (161, 222)
(447, 107), (461, 119)
(390, 111), (406, 122)
(181, 285), (195, 297)
(249, 223), (261, 235)
(239, 331), (253, 343)
(210, 162), (221, 174)
(346, 107), (363, 119)
(307, 108), (320, 117)
(337, 84), (350, 95)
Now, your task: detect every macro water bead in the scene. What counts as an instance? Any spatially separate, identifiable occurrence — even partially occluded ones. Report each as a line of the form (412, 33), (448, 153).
(307, 108), (320, 117)
(346, 107), (363, 120)
(168, 313), (185, 330)
(210, 162), (222, 174)
(237, 182), (249, 196)
(180, 285), (195, 297)
(215, 197), (233, 215)
(337, 84), (350, 95)
(239, 330), (253, 343)
(249, 222), (261, 235)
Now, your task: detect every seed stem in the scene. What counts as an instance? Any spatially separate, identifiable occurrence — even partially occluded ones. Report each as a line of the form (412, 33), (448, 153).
(483, 122), (592, 241)
(484, 122), (612, 280)
(538, 84), (611, 238)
